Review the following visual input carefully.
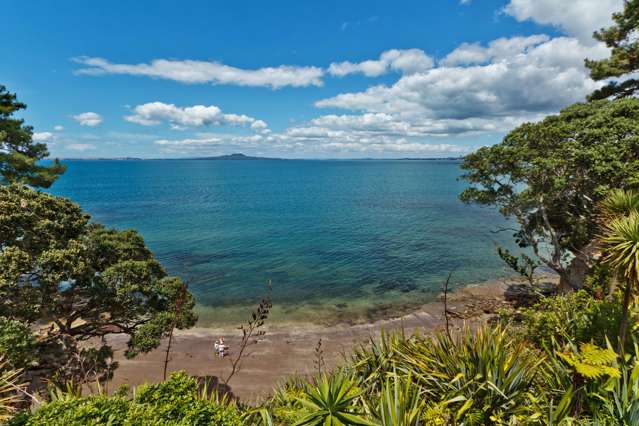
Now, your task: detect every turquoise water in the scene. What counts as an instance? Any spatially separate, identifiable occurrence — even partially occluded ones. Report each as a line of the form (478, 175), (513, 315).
(48, 159), (519, 325)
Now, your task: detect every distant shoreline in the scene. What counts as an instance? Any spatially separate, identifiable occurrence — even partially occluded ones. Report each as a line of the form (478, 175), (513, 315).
(58, 156), (465, 161)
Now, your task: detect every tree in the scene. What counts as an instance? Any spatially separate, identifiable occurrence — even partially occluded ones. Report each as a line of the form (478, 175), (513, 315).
(460, 99), (639, 291)
(0, 85), (65, 187)
(598, 189), (639, 354)
(586, 0), (639, 100)
(0, 185), (197, 386)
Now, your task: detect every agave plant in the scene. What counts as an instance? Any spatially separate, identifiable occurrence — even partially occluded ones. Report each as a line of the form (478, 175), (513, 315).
(293, 372), (374, 426)
(598, 190), (639, 353)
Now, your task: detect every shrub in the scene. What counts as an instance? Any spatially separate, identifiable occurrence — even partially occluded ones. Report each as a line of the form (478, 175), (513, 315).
(504, 290), (630, 350)
(10, 372), (242, 426)
(0, 317), (37, 369)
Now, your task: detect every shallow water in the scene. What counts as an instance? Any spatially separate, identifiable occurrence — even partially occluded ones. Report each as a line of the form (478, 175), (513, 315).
(48, 159), (520, 325)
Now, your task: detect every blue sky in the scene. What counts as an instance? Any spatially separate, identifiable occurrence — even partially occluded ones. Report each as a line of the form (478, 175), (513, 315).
(1, 0), (621, 158)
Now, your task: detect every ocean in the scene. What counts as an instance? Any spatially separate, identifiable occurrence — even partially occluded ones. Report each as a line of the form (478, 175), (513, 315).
(48, 159), (519, 325)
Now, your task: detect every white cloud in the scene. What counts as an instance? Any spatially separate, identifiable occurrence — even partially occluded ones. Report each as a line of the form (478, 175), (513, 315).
(318, 37), (607, 126)
(53, 125), (64, 131)
(66, 143), (95, 151)
(153, 131), (277, 156)
(251, 120), (268, 131)
(73, 112), (103, 127)
(440, 34), (550, 66)
(125, 102), (269, 132)
(73, 56), (324, 89)
(329, 49), (434, 77)
(32, 132), (53, 142)
(504, 0), (622, 44)
(150, 118), (469, 157)
(155, 137), (224, 147)
(149, 33), (611, 157)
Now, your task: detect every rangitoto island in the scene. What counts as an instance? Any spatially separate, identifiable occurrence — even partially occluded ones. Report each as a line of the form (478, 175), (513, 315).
(186, 153), (283, 161)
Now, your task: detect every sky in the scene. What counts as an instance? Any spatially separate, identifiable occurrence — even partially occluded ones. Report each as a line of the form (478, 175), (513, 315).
(1, 0), (624, 159)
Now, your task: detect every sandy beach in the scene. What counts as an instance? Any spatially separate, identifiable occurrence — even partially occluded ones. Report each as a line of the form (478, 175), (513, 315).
(108, 276), (553, 403)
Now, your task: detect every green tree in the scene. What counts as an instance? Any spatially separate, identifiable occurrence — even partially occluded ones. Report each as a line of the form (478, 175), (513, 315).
(0, 86), (65, 187)
(0, 185), (197, 385)
(460, 99), (639, 291)
(586, 0), (639, 100)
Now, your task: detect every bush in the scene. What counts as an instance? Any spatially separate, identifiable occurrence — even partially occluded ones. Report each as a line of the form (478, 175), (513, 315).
(503, 290), (630, 350)
(10, 372), (242, 426)
(0, 317), (37, 369)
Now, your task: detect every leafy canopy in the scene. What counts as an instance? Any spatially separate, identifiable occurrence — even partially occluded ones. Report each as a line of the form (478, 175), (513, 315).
(0, 185), (197, 383)
(0, 85), (65, 188)
(460, 99), (639, 286)
(586, 0), (639, 100)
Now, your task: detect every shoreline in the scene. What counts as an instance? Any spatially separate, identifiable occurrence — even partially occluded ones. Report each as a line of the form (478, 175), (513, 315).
(108, 275), (556, 402)
(192, 272), (520, 328)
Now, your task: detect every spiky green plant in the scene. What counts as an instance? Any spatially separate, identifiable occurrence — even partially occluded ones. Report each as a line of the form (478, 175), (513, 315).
(600, 189), (639, 219)
(242, 407), (273, 426)
(599, 211), (639, 353)
(0, 359), (26, 422)
(293, 373), (373, 426)
(351, 329), (412, 395)
(598, 356), (639, 424)
(368, 372), (425, 426)
(400, 325), (545, 424)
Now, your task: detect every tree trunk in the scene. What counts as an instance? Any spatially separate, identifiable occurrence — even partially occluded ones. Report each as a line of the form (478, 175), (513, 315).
(558, 241), (600, 293)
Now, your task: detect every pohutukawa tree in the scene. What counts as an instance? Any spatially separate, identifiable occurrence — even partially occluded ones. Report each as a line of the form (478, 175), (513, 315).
(586, 0), (639, 100)
(0, 185), (197, 384)
(460, 99), (639, 291)
(0, 85), (65, 187)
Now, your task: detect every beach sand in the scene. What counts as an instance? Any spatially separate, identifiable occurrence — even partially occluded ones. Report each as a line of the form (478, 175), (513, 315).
(108, 276), (554, 403)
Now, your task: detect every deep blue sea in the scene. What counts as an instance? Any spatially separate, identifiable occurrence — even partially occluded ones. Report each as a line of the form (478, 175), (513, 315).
(48, 159), (519, 325)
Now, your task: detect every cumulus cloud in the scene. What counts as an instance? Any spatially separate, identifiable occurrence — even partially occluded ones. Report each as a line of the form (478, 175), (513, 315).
(53, 125), (64, 131)
(440, 34), (550, 66)
(318, 36), (607, 124)
(73, 56), (324, 89)
(155, 136), (224, 147)
(73, 112), (103, 127)
(329, 49), (434, 77)
(504, 0), (622, 44)
(32, 132), (53, 142)
(66, 143), (95, 151)
(154, 130), (466, 156)
(125, 102), (269, 132)
(151, 33), (611, 157)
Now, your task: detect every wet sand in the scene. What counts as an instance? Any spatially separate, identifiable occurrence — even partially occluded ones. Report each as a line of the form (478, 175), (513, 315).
(108, 276), (552, 403)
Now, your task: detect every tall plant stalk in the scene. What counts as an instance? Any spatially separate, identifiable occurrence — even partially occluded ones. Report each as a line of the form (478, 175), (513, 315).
(163, 282), (189, 380)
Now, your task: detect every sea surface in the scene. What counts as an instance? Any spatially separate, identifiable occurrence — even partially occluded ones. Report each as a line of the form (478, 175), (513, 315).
(48, 159), (520, 325)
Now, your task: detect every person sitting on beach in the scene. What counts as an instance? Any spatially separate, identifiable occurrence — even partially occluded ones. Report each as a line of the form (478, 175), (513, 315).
(214, 337), (227, 358)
